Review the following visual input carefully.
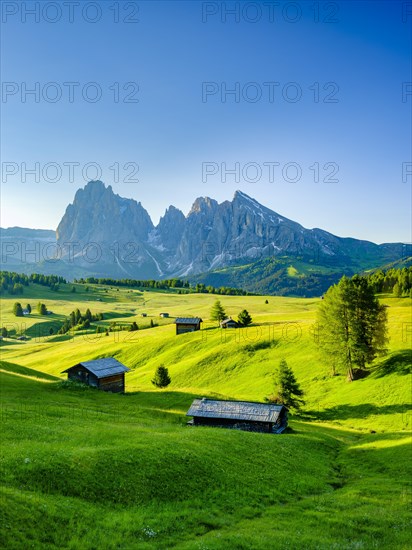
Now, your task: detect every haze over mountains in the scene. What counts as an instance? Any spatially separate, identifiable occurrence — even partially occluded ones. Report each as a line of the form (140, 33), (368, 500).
(1, 180), (410, 294)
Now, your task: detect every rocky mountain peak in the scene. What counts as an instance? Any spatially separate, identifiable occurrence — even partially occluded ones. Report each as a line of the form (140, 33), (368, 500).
(233, 190), (254, 202)
(74, 179), (108, 200)
(163, 205), (184, 218)
(52, 182), (405, 283)
(188, 196), (218, 216)
(232, 190), (272, 213)
(158, 205), (185, 226)
(57, 180), (153, 251)
(153, 205), (186, 252)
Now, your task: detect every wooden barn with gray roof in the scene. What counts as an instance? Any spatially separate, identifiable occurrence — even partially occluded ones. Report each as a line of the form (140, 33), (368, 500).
(186, 398), (288, 434)
(175, 317), (203, 335)
(220, 317), (239, 329)
(62, 357), (130, 393)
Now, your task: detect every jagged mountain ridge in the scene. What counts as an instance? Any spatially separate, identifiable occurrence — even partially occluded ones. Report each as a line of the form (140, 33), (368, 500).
(52, 180), (407, 281)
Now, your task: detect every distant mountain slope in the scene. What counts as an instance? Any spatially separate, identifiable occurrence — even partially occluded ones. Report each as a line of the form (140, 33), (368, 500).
(0, 227), (56, 270)
(189, 258), (345, 297)
(190, 256), (412, 297)
(362, 256), (412, 273)
(2, 180), (410, 293)
(0, 227), (55, 239)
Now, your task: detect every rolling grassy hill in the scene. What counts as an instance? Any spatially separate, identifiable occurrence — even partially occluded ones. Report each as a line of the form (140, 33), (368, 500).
(1, 283), (411, 548)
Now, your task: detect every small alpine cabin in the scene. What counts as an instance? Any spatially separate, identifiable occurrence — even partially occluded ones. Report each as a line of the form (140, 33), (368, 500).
(186, 398), (288, 434)
(62, 357), (130, 393)
(220, 317), (239, 329)
(160, 312), (169, 318)
(175, 317), (203, 335)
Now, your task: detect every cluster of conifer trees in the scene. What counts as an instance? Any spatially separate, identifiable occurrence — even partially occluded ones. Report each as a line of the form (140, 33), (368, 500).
(73, 277), (250, 296)
(364, 266), (412, 297)
(74, 277), (189, 289)
(0, 271), (66, 295)
(58, 308), (103, 334)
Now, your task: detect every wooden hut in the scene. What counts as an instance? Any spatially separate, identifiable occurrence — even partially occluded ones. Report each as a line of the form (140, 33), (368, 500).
(175, 317), (203, 335)
(160, 312), (169, 318)
(62, 357), (130, 393)
(186, 398), (288, 434)
(220, 317), (239, 329)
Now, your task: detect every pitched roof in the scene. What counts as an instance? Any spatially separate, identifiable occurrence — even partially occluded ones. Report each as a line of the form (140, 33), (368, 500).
(220, 318), (238, 325)
(175, 317), (203, 324)
(62, 357), (130, 379)
(186, 399), (285, 423)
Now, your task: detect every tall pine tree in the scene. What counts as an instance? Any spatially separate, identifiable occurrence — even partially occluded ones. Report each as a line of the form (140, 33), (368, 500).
(75, 308), (82, 324)
(237, 309), (252, 326)
(210, 300), (227, 324)
(13, 302), (23, 317)
(151, 365), (171, 388)
(267, 359), (304, 411)
(317, 275), (388, 381)
(37, 303), (47, 315)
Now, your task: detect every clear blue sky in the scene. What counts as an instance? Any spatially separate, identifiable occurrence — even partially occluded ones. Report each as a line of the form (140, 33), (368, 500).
(1, 0), (411, 243)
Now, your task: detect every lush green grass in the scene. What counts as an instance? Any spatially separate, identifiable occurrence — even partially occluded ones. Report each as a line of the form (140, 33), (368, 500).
(2, 285), (409, 432)
(1, 284), (411, 548)
(1, 369), (411, 549)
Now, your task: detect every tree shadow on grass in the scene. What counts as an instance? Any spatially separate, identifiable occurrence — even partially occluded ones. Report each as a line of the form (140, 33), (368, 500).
(103, 311), (136, 320)
(0, 360), (58, 381)
(371, 350), (411, 378)
(305, 403), (411, 422)
(0, 339), (22, 347)
(124, 390), (232, 421)
(25, 320), (65, 338)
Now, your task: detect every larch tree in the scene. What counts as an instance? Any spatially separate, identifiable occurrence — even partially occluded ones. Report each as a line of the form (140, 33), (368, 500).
(317, 275), (388, 381)
(13, 302), (23, 317)
(74, 308), (82, 324)
(151, 365), (171, 388)
(37, 302), (47, 315)
(266, 359), (305, 411)
(210, 300), (227, 324)
(237, 309), (252, 327)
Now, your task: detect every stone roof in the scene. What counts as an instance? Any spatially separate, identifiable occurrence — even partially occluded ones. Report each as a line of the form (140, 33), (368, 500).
(186, 398), (285, 423)
(62, 357), (130, 379)
(175, 317), (203, 324)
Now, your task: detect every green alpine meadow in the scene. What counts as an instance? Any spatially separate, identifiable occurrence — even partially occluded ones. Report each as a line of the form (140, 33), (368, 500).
(3, 2), (410, 548)
(1, 274), (411, 549)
